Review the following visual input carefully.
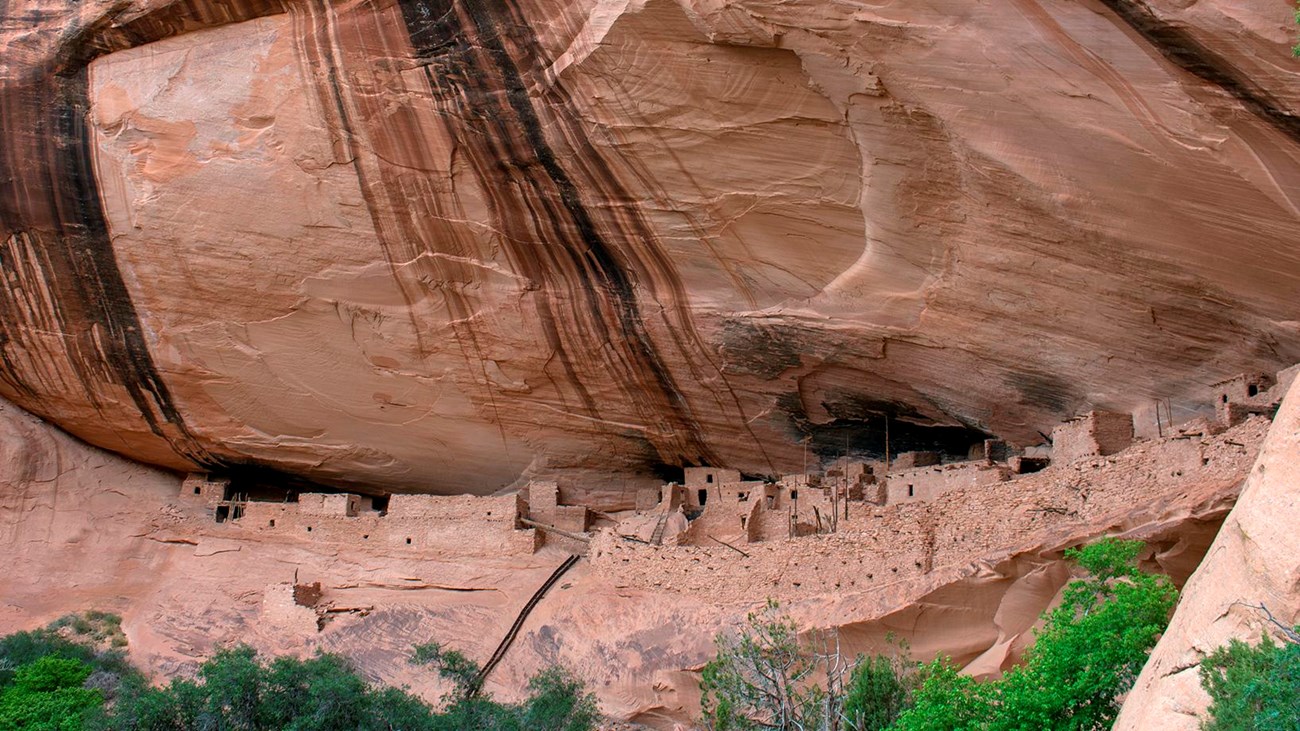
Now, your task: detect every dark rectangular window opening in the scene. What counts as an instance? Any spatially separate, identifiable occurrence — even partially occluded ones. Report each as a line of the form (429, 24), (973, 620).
(215, 505), (230, 523)
(907, 485), (915, 497)
(697, 489), (708, 506)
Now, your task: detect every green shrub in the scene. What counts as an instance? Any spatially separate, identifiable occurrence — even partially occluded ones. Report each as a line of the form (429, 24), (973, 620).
(410, 642), (599, 731)
(1293, 5), (1299, 58)
(0, 656), (103, 730)
(104, 645), (441, 731)
(1200, 630), (1300, 730)
(698, 600), (823, 730)
(0, 618), (598, 731)
(698, 601), (921, 731)
(842, 652), (923, 731)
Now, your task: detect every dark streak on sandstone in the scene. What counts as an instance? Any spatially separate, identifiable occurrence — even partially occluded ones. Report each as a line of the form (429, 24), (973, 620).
(0, 0), (286, 466)
(395, 0), (721, 466)
(0, 65), (209, 464)
(1098, 0), (1300, 144)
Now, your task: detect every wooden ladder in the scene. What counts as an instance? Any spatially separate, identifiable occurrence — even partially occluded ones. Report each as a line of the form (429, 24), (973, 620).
(469, 554), (581, 696)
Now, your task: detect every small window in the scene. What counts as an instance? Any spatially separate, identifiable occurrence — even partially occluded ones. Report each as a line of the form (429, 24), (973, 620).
(738, 492), (747, 502)
(1222, 394), (1229, 403)
(362, 534), (369, 540)
(697, 489), (708, 506)
(1248, 384), (1259, 397)
(790, 490), (799, 501)
(306, 526), (312, 532)
(405, 537), (412, 545)
(193, 486), (202, 495)
(740, 516), (747, 528)
(907, 486), (915, 497)
(706, 474), (714, 484)
(269, 519), (275, 527)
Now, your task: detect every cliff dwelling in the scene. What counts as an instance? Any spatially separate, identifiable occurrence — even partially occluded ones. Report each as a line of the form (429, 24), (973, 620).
(2, 1), (1299, 725)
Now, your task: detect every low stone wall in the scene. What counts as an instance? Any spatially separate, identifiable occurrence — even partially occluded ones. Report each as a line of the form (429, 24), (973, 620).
(885, 462), (1009, 504)
(238, 494), (532, 556)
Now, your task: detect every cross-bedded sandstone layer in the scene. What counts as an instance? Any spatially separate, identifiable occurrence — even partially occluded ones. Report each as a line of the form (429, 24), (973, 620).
(2, 0), (1298, 493)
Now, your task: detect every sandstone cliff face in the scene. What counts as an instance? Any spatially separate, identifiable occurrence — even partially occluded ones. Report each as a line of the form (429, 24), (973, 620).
(2, 0), (1298, 493)
(1115, 377), (1300, 729)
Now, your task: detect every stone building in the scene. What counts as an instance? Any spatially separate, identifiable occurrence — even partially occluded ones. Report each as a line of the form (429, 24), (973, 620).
(1050, 411), (1134, 464)
(683, 467), (742, 508)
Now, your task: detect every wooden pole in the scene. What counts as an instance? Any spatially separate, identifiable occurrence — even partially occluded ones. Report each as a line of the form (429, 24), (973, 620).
(518, 518), (590, 543)
(885, 417), (891, 472)
(708, 534), (750, 558)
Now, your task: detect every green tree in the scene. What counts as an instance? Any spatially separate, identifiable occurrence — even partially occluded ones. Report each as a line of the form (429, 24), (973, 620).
(410, 642), (599, 731)
(886, 660), (990, 731)
(1201, 628), (1300, 730)
(698, 600), (888, 731)
(699, 600), (821, 730)
(0, 656), (103, 731)
(104, 646), (439, 731)
(893, 538), (1177, 731)
(518, 667), (600, 731)
(991, 538), (1178, 730)
(841, 651), (923, 731)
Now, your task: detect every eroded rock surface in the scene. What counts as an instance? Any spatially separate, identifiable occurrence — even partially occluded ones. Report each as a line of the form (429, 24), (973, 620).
(1115, 378), (1300, 729)
(0, 0), (1298, 493)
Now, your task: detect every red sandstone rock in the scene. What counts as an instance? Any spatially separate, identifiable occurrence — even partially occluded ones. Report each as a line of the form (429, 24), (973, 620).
(1, 0), (1299, 493)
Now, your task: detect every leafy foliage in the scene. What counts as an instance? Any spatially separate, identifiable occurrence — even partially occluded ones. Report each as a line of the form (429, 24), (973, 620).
(892, 538), (1177, 731)
(0, 613), (138, 731)
(699, 601), (920, 731)
(882, 661), (989, 731)
(409, 642), (599, 731)
(1201, 630), (1300, 730)
(0, 611), (600, 731)
(697, 539), (1175, 731)
(0, 656), (103, 731)
(699, 600), (823, 730)
(94, 646), (436, 731)
(1294, 4), (1299, 58)
(97, 643), (600, 731)
(841, 652), (925, 731)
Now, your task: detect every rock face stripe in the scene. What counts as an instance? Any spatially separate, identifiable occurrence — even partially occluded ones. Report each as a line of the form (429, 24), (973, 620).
(0, 63), (212, 466)
(0, 0), (291, 467)
(389, 0), (728, 467)
(1097, 0), (1300, 144)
